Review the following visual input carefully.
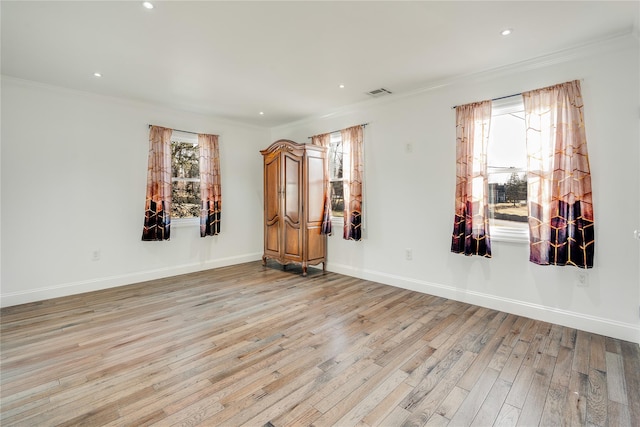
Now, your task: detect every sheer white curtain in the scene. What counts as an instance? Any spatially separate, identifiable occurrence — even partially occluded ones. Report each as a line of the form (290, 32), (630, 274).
(523, 80), (595, 268)
(198, 133), (221, 237)
(341, 125), (364, 241)
(450, 101), (492, 257)
(142, 125), (172, 241)
(311, 133), (333, 235)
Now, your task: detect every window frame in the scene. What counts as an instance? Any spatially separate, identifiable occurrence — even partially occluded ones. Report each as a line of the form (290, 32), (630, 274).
(170, 131), (200, 226)
(487, 97), (529, 244)
(328, 131), (349, 222)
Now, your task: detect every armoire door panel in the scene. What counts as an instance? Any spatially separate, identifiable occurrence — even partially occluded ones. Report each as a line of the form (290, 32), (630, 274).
(284, 222), (301, 258)
(306, 226), (325, 261)
(283, 153), (301, 225)
(265, 223), (280, 254)
(264, 157), (280, 223)
(306, 155), (324, 223)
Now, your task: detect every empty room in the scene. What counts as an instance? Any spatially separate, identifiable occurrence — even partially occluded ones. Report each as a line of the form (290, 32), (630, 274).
(1, 1), (639, 426)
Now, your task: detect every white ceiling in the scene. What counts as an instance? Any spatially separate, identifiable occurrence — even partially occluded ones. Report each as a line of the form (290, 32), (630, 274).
(2, 1), (638, 127)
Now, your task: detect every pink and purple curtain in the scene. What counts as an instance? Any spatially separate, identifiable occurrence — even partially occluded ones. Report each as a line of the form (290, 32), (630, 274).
(523, 80), (595, 268)
(311, 133), (333, 235)
(451, 101), (492, 257)
(198, 133), (222, 237)
(341, 125), (364, 241)
(142, 125), (173, 241)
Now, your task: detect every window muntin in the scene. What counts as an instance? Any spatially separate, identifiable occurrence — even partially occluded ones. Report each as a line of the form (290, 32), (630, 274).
(170, 132), (201, 219)
(487, 98), (528, 241)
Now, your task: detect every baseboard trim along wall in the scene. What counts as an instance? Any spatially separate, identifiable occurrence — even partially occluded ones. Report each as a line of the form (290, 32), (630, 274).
(0, 253), (263, 308)
(3, 257), (638, 345)
(327, 263), (640, 345)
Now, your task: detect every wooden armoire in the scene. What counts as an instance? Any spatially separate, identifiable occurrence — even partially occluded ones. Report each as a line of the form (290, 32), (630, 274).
(260, 140), (327, 276)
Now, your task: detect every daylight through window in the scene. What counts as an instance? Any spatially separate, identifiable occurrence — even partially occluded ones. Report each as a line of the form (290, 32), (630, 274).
(328, 132), (350, 218)
(487, 97), (528, 240)
(171, 131), (201, 219)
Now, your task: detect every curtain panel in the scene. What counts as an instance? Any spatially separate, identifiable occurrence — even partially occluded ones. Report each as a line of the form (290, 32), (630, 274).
(311, 133), (333, 235)
(142, 125), (173, 241)
(523, 80), (595, 268)
(451, 101), (492, 257)
(198, 134), (222, 237)
(341, 125), (364, 241)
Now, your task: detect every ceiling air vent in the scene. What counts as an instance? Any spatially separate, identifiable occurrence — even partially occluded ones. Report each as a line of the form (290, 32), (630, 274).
(366, 88), (392, 97)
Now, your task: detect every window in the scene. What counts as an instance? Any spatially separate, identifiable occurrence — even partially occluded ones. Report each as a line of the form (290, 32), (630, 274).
(170, 131), (200, 220)
(327, 132), (350, 218)
(487, 97), (528, 242)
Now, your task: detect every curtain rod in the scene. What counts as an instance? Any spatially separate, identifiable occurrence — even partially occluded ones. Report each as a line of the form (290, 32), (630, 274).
(451, 92), (521, 110)
(148, 124), (201, 136)
(451, 79), (585, 109)
(307, 123), (369, 139)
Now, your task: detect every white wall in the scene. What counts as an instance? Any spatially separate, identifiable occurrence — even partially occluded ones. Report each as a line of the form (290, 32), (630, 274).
(1, 77), (267, 306)
(2, 34), (638, 344)
(271, 34), (640, 344)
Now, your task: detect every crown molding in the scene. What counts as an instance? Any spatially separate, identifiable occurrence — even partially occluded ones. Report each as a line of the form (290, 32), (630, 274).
(0, 75), (269, 132)
(272, 29), (638, 132)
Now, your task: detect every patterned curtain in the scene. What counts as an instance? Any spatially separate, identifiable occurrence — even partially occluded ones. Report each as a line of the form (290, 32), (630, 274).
(451, 101), (492, 257)
(341, 125), (364, 241)
(142, 125), (173, 241)
(523, 80), (595, 268)
(311, 133), (333, 235)
(198, 134), (221, 237)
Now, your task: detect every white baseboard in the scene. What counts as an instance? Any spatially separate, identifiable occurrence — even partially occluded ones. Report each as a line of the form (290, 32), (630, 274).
(3, 255), (638, 345)
(0, 253), (263, 308)
(327, 262), (640, 345)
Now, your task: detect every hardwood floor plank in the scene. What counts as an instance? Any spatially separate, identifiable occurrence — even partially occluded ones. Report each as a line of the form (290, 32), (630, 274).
(605, 351), (628, 405)
(493, 403), (521, 426)
(516, 353), (555, 426)
(539, 382), (569, 427)
(568, 370), (589, 427)
(360, 382), (413, 427)
(331, 369), (409, 426)
(1, 261), (639, 427)
(590, 334), (607, 372)
(380, 405), (412, 426)
(550, 345), (574, 388)
(572, 330), (592, 375)
(607, 400), (631, 427)
(448, 367), (500, 426)
(620, 340), (640, 426)
(424, 413), (450, 427)
(586, 368), (608, 427)
(433, 385), (468, 421)
(469, 377), (512, 427)
(498, 339), (529, 383)
(400, 351), (477, 425)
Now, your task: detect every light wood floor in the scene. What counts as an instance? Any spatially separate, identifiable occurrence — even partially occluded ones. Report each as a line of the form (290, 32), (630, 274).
(1, 261), (639, 427)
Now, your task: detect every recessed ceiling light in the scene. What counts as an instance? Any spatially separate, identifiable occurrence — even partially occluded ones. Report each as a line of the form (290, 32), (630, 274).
(259, 112), (265, 115)
(339, 84), (345, 89)
(93, 72), (102, 78)
(501, 28), (512, 36)
(142, 2), (154, 9)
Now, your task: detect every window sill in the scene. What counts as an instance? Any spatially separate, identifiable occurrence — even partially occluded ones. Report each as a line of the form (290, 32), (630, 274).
(490, 227), (529, 244)
(172, 217), (199, 228)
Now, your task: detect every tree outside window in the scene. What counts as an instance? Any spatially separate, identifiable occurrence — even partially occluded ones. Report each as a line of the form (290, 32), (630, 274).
(171, 138), (201, 219)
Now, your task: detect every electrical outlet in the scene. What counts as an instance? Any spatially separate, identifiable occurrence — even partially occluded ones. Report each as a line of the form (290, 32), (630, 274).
(405, 248), (413, 261)
(576, 271), (588, 287)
